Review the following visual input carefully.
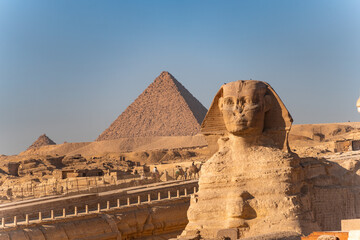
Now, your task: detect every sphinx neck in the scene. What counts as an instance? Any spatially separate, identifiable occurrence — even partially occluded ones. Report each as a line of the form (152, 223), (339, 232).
(228, 134), (261, 153)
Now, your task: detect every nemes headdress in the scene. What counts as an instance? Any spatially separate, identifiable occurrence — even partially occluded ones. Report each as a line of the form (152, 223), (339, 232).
(201, 80), (293, 151)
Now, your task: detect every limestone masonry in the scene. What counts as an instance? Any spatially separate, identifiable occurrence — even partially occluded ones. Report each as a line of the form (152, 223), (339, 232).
(96, 71), (208, 141)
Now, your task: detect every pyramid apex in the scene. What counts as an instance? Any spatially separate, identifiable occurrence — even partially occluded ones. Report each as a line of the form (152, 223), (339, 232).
(160, 71), (171, 75)
(157, 71), (175, 80)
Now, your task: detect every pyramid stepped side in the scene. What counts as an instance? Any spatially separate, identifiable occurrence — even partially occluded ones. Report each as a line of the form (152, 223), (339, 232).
(96, 72), (207, 141)
(27, 134), (56, 150)
(171, 77), (208, 125)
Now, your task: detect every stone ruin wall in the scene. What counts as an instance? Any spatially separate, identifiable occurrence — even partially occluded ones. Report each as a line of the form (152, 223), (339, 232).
(0, 181), (198, 224)
(300, 156), (360, 233)
(310, 186), (358, 230)
(0, 198), (190, 240)
(0, 181), (199, 240)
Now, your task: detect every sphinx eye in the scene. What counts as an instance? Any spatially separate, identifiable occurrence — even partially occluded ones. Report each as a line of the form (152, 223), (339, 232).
(244, 97), (251, 104)
(224, 98), (234, 105)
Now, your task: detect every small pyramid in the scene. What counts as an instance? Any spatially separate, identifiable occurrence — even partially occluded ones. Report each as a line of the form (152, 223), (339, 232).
(96, 71), (208, 141)
(27, 134), (56, 150)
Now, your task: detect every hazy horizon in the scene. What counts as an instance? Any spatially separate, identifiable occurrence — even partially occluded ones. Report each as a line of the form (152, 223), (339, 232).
(1, 0), (360, 155)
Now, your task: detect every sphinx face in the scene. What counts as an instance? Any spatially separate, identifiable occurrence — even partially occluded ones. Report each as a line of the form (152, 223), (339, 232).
(219, 81), (269, 136)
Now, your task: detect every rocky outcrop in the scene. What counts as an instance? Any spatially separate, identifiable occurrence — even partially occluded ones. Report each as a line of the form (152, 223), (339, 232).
(62, 154), (86, 165)
(299, 156), (360, 232)
(7, 162), (20, 176)
(18, 158), (49, 177)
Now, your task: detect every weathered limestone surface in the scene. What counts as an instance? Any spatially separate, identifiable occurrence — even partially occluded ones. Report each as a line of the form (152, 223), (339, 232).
(7, 162), (20, 176)
(0, 180), (197, 223)
(0, 198), (190, 240)
(181, 80), (302, 239)
(299, 156), (360, 232)
(181, 80), (360, 239)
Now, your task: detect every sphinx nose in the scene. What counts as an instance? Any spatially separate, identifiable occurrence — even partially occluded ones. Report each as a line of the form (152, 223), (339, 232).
(233, 107), (244, 117)
(235, 105), (243, 113)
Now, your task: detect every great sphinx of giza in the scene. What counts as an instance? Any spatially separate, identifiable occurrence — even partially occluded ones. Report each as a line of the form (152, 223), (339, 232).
(180, 80), (360, 240)
(179, 80), (304, 239)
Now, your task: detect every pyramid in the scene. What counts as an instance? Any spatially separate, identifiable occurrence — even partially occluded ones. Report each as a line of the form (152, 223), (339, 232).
(27, 134), (56, 150)
(96, 71), (208, 141)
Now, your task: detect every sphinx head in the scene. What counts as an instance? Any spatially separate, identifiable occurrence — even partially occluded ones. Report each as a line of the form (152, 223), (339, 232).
(218, 81), (272, 137)
(202, 80), (293, 150)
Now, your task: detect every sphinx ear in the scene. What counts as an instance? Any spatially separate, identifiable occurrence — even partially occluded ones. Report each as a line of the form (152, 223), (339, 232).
(218, 97), (224, 111)
(264, 95), (272, 112)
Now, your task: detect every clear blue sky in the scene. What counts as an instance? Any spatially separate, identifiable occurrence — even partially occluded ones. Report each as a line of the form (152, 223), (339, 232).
(1, 0), (360, 155)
